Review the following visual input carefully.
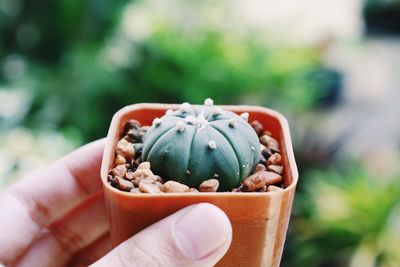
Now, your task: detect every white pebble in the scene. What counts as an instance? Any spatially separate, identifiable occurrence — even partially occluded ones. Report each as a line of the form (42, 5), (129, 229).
(240, 112), (249, 121)
(251, 146), (255, 151)
(204, 98), (214, 106)
(152, 118), (161, 126)
(229, 118), (238, 127)
(176, 121), (185, 132)
(208, 140), (217, 150)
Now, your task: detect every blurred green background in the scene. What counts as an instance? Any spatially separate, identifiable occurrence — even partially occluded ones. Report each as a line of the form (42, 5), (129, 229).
(1, 0), (400, 266)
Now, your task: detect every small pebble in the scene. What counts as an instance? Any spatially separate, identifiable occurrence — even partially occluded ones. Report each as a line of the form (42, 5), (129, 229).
(124, 120), (141, 133)
(124, 120), (146, 143)
(267, 165), (284, 175)
(154, 181), (164, 190)
(267, 153), (282, 166)
(139, 182), (162, 193)
(116, 139), (135, 160)
(115, 177), (134, 191)
(125, 171), (135, 180)
(250, 120), (264, 137)
(154, 175), (163, 183)
(137, 161), (151, 170)
(263, 131), (273, 137)
(189, 188), (199, 193)
(199, 179), (219, 192)
(131, 169), (154, 186)
(111, 164), (127, 178)
(261, 148), (272, 161)
(163, 181), (190, 193)
(260, 135), (280, 153)
(114, 154), (126, 165)
(259, 154), (267, 165)
(133, 143), (143, 158)
(242, 171), (282, 191)
(256, 164), (266, 172)
(130, 159), (139, 169)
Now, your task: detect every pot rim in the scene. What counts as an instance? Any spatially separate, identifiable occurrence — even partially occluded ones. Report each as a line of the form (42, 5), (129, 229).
(100, 103), (299, 197)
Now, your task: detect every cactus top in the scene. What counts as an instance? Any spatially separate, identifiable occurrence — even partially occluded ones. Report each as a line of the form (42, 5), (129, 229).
(142, 99), (261, 191)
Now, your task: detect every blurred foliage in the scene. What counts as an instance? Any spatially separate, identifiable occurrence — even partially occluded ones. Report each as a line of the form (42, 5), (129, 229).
(363, 0), (400, 35)
(0, 0), (325, 143)
(282, 164), (400, 267)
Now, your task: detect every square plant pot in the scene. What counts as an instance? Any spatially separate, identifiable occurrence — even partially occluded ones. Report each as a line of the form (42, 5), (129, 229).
(100, 103), (298, 267)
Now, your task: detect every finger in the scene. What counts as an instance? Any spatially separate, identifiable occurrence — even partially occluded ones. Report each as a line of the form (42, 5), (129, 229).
(0, 139), (105, 264)
(68, 233), (112, 267)
(91, 203), (232, 267)
(10, 192), (109, 267)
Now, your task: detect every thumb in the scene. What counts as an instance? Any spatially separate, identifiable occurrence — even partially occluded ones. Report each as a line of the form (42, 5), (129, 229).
(91, 203), (232, 267)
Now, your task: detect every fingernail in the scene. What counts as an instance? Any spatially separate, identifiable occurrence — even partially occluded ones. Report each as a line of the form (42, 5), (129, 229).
(173, 203), (231, 260)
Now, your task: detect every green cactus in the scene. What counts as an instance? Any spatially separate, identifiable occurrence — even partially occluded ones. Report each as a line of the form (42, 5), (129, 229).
(142, 99), (261, 191)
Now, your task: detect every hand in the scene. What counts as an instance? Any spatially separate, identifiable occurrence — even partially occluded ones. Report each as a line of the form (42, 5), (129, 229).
(0, 140), (232, 267)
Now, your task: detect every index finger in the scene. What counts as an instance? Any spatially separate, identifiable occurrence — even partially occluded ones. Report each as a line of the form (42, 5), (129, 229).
(0, 139), (105, 264)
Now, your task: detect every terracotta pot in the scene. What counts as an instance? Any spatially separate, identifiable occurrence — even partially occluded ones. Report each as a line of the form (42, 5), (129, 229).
(100, 103), (298, 267)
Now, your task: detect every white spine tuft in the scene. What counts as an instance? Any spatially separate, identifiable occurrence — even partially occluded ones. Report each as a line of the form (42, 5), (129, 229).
(240, 112), (249, 121)
(176, 121), (185, 132)
(208, 140), (217, 150)
(180, 102), (191, 113)
(152, 118), (161, 126)
(204, 98), (214, 106)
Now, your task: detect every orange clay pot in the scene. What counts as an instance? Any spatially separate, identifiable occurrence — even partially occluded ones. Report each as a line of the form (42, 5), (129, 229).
(100, 103), (298, 267)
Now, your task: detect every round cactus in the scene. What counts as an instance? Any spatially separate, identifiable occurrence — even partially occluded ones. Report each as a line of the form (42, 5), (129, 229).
(142, 99), (260, 191)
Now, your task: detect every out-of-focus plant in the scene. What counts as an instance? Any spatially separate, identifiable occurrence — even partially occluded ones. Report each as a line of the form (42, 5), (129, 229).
(282, 164), (400, 267)
(1, 0), (325, 143)
(363, 0), (400, 35)
(0, 127), (80, 189)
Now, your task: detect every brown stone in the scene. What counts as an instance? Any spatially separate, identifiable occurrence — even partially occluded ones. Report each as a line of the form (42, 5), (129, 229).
(260, 135), (280, 153)
(163, 181), (190, 193)
(250, 120), (264, 137)
(267, 165), (284, 175)
(115, 177), (134, 191)
(256, 163), (266, 172)
(267, 153), (282, 166)
(242, 171), (282, 191)
(199, 179), (219, 192)
(139, 182), (162, 193)
(111, 164), (127, 178)
(131, 169), (154, 186)
(114, 154), (126, 166)
(137, 161), (150, 170)
(116, 139), (135, 160)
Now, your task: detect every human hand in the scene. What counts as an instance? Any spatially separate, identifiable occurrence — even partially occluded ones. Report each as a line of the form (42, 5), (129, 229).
(0, 140), (232, 267)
